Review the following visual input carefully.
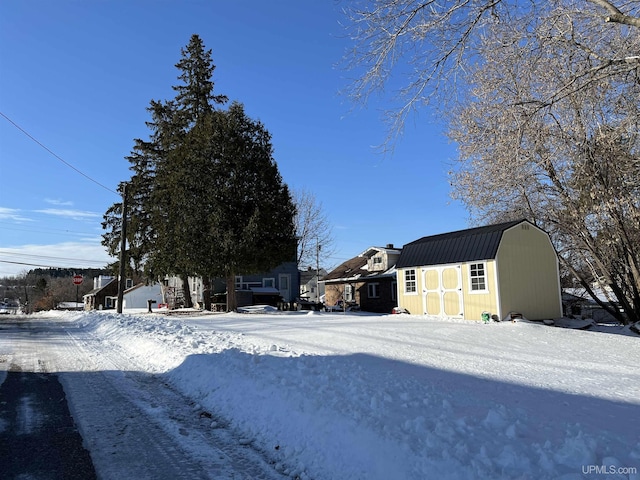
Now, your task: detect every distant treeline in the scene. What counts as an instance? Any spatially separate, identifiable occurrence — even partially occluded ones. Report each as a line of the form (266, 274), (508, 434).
(0, 268), (112, 285)
(27, 268), (112, 279)
(27, 268), (112, 278)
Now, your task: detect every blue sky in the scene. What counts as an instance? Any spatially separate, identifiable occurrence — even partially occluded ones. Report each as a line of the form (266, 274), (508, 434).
(0, 1), (468, 278)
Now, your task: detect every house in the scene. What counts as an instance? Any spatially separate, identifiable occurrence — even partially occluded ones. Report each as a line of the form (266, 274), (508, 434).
(299, 267), (327, 304)
(323, 244), (401, 313)
(175, 261), (301, 311)
(122, 283), (163, 310)
(231, 261), (300, 309)
(395, 219), (562, 321)
(83, 275), (118, 310)
(562, 286), (621, 323)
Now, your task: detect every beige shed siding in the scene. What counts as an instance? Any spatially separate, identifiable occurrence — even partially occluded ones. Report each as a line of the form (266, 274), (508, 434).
(397, 267), (422, 314)
(496, 224), (562, 320)
(460, 261), (499, 321)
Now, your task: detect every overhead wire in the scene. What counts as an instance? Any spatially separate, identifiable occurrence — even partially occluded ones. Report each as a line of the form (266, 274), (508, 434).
(0, 250), (109, 264)
(0, 110), (120, 196)
(0, 250), (110, 271)
(0, 112), (121, 276)
(0, 222), (102, 239)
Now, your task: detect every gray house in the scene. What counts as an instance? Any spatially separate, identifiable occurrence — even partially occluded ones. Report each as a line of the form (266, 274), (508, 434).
(170, 261), (301, 311)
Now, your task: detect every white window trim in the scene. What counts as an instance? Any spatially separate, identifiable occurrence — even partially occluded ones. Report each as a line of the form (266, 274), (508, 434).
(404, 269), (418, 295)
(468, 262), (489, 294)
(345, 284), (354, 301)
(368, 282), (380, 298)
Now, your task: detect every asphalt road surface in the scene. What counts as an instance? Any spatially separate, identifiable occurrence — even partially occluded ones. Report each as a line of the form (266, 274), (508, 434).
(0, 365), (97, 479)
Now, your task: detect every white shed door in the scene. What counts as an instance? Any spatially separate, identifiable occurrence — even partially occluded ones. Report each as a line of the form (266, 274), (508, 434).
(422, 266), (463, 318)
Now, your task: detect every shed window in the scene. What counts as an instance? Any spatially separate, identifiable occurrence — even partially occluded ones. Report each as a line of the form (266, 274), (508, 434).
(404, 269), (417, 294)
(469, 263), (487, 292)
(263, 278), (275, 288)
(368, 283), (380, 298)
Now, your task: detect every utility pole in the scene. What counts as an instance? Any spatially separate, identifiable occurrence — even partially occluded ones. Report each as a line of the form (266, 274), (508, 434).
(316, 238), (321, 304)
(117, 183), (129, 314)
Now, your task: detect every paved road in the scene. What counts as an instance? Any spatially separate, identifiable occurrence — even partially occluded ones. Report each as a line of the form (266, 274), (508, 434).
(0, 364), (97, 479)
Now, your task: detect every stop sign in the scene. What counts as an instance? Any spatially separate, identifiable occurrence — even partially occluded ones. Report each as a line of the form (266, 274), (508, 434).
(73, 275), (83, 285)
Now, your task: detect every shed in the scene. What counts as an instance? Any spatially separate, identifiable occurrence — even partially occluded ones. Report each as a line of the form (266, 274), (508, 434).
(395, 220), (562, 321)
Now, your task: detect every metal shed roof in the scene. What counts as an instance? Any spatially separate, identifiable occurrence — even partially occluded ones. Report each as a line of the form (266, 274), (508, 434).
(395, 220), (527, 268)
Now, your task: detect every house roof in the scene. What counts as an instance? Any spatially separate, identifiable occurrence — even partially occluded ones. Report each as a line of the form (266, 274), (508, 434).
(124, 283), (145, 294)
(323, 246), (400, 284)
(323, 256), (369, 283)
(83, 278), (117, 297)
(396, 219), (527, 268)
(300, 268), (327, 284)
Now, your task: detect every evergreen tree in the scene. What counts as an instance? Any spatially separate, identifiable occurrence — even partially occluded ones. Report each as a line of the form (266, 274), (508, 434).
(173, 34), (227, 124)
(196, 103), (297, 309)
(102, 34), (296, 311)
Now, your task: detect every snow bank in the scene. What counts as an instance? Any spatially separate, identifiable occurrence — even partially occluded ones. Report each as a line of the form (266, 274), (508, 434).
(63, 310), (640, 479)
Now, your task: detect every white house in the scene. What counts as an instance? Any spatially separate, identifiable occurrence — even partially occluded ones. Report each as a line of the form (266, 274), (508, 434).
(122, 283), (163, 310)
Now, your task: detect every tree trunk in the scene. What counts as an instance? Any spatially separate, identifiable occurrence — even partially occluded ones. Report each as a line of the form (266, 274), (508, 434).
(181, 274), (193, 308)
(226, 275), (237, 312)
(202, 277), (212, 311)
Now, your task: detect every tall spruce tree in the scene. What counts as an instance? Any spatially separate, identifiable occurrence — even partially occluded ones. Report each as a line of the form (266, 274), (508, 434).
(102, 35), (296, 311)
(147, 36), (227, 302)
(103, 35), (226, 306)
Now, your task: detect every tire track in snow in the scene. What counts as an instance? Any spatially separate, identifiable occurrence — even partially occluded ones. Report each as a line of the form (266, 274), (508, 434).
(57, 319), (286, 480)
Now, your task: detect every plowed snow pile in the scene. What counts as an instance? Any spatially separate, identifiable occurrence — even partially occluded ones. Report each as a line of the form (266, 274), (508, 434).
(47, 310), (640, 479)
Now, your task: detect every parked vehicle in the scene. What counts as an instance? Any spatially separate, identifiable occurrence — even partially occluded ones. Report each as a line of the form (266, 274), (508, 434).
(325, 300), (359, 312)
(296, 298), (323, 311)
(0, 300), (19, 315)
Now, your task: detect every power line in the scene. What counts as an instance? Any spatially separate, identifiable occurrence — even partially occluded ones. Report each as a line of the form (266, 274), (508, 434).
(0, 250), (110, 265)
(0, 258), (109, 272)
(0, 259), (106, 266)
(0, 111), (119, 195)
(0, 222), (101, 238)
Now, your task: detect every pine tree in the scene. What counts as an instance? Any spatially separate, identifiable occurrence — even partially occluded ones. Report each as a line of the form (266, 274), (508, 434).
(102, 35), (296, 311)
(195, 103), (297, 310)
(173, 34), (227, 124)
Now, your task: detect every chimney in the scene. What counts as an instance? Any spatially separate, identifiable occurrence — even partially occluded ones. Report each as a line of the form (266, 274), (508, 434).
(386, 243), (394, 249)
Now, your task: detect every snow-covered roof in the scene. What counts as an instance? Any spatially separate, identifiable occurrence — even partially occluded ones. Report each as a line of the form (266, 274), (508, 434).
(250, 287), (280, 294)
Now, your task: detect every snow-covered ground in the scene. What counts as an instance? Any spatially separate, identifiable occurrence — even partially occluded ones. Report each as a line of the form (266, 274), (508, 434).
(2, 309), (639, 479)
